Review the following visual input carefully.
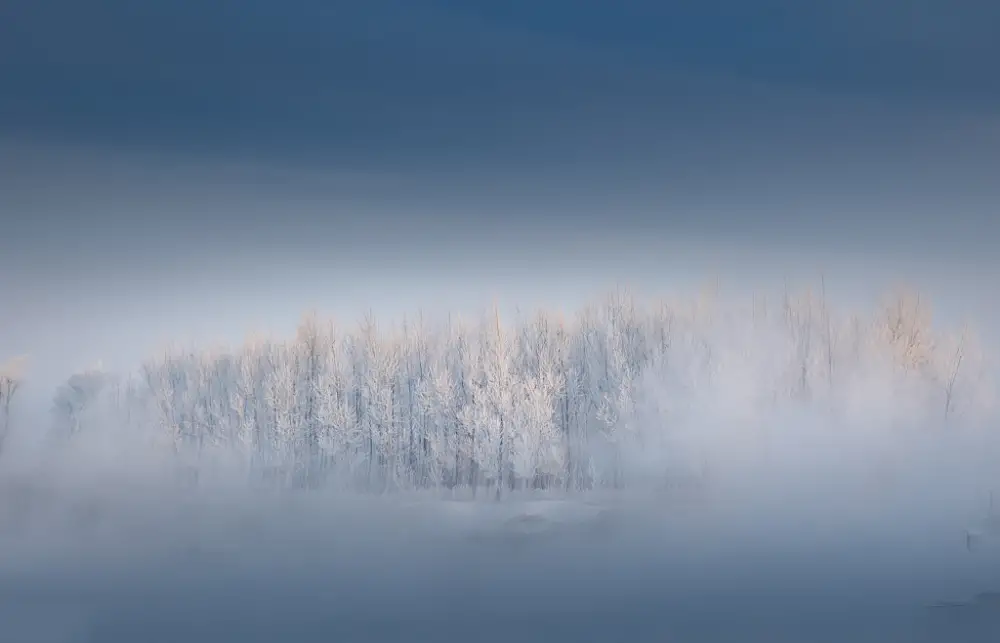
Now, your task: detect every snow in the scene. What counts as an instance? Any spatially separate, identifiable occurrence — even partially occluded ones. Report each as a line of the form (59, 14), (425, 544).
(1, 475), (999, 642)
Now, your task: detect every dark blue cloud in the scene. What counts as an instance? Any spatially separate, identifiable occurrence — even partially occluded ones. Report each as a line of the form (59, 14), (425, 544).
(428, 1), (1000, 96)
(2, 0), (997, 168)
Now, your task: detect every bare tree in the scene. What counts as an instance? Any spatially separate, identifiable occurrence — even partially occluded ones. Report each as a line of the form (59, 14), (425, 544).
(108, 283), (996, 496)
(937, 324), (989, 422)
(943, 328), (967, 420)
(0, 356), (26, 455)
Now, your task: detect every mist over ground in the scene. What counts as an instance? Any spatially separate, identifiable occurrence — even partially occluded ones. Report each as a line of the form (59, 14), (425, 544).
(2, 286), (1000, 642)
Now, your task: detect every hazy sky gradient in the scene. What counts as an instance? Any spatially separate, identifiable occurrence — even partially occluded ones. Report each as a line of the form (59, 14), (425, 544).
(2, 0), (999, 393)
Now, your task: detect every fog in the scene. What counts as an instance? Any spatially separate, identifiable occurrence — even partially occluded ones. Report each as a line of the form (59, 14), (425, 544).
(2, 288), (1000, 642)
(2, 426), (998, 642)
(4, 0), (1000, 639)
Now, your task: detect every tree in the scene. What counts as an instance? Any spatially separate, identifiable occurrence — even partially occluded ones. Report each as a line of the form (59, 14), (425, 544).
(935, 324), (990, 422)
(880, 288), (935, 373)
(0, 356), (26, 455)
(52, 366), (111, 438)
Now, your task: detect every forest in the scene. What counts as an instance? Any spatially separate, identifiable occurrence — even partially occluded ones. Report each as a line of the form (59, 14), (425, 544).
(1, 285), (993, 498)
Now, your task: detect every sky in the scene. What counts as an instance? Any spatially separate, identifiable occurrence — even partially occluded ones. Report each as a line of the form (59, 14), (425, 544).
(2, 0), (1000, 396)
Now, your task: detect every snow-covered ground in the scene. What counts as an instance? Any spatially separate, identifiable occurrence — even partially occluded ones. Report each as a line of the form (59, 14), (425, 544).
(2, 473), (999, 643)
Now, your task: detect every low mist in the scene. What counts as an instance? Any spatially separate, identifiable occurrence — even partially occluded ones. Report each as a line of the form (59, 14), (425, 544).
(2, 285), (999, 642)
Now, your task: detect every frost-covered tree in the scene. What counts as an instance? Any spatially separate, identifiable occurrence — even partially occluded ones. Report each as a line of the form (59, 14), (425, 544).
(933, 324), (991, 422)
(0, 355), (26, 455)
(75, 284), (996, 495)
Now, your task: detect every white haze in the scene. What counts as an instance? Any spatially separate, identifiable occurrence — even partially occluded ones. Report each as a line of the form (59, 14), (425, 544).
(1, 285), (1000, 642)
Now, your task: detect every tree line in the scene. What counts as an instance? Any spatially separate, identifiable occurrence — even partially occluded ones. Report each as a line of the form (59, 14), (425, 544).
(8, 286), (994, 496)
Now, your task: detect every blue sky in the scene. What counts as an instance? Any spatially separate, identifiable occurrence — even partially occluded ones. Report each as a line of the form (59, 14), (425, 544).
(2, 0), (999, 394)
